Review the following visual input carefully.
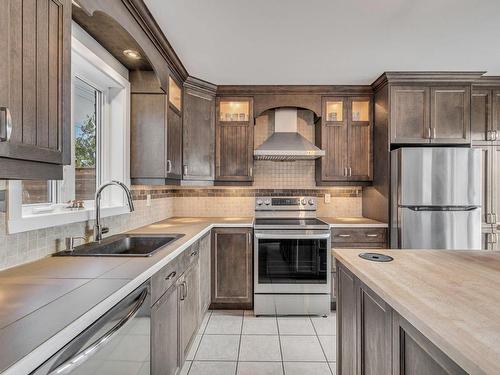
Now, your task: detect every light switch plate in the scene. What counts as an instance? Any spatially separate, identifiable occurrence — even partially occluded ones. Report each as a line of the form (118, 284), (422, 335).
(146, 194), (151, 207)
(324, 193), (331, 203)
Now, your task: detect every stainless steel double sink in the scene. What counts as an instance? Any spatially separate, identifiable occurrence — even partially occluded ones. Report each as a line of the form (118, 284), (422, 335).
(55, 234), (185, 257)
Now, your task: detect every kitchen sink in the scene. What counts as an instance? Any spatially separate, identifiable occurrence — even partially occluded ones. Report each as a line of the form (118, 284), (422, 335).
(54, 234), (185, 257)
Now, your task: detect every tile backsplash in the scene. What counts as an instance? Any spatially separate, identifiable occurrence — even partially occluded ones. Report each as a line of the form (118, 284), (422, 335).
(0, 111), (363, 270)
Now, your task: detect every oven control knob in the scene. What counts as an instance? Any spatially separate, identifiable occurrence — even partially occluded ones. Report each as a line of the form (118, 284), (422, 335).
(264, 199), (271, 205)
(256, 199), (263, 206)
(308, 199), (315, 205)
(301, 198), (307, 205)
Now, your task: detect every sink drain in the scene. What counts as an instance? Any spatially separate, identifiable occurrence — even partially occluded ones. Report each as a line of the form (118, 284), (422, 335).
(359, 252), (393, 262)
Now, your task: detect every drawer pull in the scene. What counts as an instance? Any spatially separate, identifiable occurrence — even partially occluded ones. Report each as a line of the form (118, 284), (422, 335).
(190, 250), (198, 257)
(165, 271), (176, 281)
(337, 234), (351, 238)
(366, 234), (379, 238)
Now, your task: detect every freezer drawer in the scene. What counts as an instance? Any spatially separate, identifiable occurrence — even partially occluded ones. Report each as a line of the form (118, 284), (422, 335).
(398, 207), (481, 250)
(392, 148), (481, 206)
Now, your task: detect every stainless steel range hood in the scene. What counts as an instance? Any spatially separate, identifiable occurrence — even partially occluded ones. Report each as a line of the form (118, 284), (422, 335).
(254, 108), (325, 161)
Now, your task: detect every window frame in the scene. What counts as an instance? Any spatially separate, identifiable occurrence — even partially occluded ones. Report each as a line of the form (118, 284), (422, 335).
(8, 33), (131, 234)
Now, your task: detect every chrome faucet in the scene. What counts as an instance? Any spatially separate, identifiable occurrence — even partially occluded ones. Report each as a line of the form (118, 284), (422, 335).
(94, 180), (135, 242)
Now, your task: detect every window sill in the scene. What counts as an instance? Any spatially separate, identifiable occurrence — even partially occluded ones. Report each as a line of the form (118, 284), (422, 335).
(8, 205), (131, 234)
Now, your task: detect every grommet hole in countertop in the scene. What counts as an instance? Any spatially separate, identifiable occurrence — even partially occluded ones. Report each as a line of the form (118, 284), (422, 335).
(359, 252), (394, 262)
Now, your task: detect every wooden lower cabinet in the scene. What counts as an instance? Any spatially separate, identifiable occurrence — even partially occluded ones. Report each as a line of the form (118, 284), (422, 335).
(393, 313), (467, 375)
(199, 232), (211, 317)
(336, 262), (466, 375)
(211, 227), (253, 308)
(152, 284), (179, 375)
(178, 260), (200, 363)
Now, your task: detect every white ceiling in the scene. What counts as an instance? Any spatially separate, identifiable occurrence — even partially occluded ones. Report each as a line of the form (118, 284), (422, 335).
(144, 0), (500, 85)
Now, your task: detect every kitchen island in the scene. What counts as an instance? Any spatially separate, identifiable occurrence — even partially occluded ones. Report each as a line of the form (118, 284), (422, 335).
(334, 248), (500, 375)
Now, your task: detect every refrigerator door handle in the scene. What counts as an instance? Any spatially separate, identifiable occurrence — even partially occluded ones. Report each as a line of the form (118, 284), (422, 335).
(404, 206), (479, 212)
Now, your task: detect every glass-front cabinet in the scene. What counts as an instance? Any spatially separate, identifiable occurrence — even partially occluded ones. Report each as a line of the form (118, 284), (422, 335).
(317, 96), (372, 183)
(215, 97), (254, 184)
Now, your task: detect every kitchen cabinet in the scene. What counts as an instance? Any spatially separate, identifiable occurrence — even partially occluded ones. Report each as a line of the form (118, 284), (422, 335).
(471, 88), (500, 144)
(215, 97), (254, 185)
(390, 85), (471, 144)
(0, 0), (71, 179)
(337, 264), (357, 374)
(183, 78), (216, 183)
(392, 313), (467, 375)
(331, 227), (387, 248)
(336, 262), (466, 375)
(211, 227), (253, 308)
(152, 284), (179, 375)
(316, 96), (372, 184)
(130, 71), (183, 184)
(199, 232), (211, 317)
(178, 252), (200, 363)
(357, 281), (392, 375)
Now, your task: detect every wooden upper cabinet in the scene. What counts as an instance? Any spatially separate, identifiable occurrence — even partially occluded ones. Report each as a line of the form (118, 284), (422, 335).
(317, 96), (372, 184)
(0, 0), (71, 179)
(430, 86), (470, 143)
(390, 86), (430, 143)
(319, 97), (348, 181)
(182, 81), (216, 182)
(471, 89), (491, 143)
(130, 71), (182, 184)
(348, 97), (372, 180)
(215, 97), (254, 184)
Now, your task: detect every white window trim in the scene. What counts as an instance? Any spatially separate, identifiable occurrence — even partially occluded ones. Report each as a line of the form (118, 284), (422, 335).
(7, 33), (131, 234)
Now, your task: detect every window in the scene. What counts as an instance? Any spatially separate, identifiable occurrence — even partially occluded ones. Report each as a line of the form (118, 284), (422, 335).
(8, 26), (131, 234)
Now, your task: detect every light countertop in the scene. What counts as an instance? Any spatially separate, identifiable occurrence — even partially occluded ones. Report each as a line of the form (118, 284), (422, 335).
(0, 217), (252, 375)
(333, 248), (500, 375)
(320, 216), (388, 227)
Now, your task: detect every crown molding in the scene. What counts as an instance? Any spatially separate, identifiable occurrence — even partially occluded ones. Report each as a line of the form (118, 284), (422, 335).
(372, 71), (487, 91)
(216, 85), (373, 96)
(184, 76), (218, 96)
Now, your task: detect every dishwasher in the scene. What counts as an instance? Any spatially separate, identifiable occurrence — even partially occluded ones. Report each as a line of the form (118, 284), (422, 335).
(32, 282), (151, 375)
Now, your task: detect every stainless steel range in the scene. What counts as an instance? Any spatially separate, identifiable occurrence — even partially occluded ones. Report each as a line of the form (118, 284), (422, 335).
(253, 196), (331, 316)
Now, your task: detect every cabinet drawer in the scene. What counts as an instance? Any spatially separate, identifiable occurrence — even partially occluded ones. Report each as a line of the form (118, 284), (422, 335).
(151, 254), (184, 304)
(331, 228), (387, 244)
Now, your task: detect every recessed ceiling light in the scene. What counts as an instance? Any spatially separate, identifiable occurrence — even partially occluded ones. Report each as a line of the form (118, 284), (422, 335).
(123, 49), (141, 60)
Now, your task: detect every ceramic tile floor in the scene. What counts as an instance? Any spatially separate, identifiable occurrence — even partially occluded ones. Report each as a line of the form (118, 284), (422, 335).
(181, 310), (337, 375)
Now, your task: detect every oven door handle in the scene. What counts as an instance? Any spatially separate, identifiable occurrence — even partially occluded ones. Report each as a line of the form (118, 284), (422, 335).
(254, 233), (331, 240)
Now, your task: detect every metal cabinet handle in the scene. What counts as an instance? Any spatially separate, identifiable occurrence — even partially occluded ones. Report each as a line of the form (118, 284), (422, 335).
(179, 282), (185, 301)
(183, 281), (188, 299)
(348, 167), (352, 177)
(190, 250), (198, 257)
(427, 128), (432, 139)
(183, 164), (188, 175)
(165, 271), (176, 281)
(166, 159), (172, 174)
(432, 128), (436, 139)
(0, 107), (12, 142)
(344, 167), (348, 176)
(337, 234), (351, 238)
(49, 289), (147, 375)
(487, 130), (492, 141)
(249, 167), (253, 177)
(366, 234), (379, 238)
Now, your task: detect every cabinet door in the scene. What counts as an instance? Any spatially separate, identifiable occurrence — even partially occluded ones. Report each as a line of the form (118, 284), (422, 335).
(179, 262), (200, 361)
(472, 145), (493, 225)
(152, 285), (179, 375)
(211, 228), (253, 306)
(215, 98), (254, 183)
(390, 86), (430, 144)
(492, 145), (500, 227)
(392, 313), (467, 375)
(320, 97), (348, 181)
(430, 86), (471, 144)
(348, 97), (372, 181)
(357, 283), (392, 375)
(167, 106), (183, 180)
(199, 233), (211, 316)
(471, 89), (491, 143)
(493, 90), (500, 142)
(183, 89), (215, 181)
(0, 0), (70, 172)
(337, 264), (357, 375)
(131, 94), (167, 180)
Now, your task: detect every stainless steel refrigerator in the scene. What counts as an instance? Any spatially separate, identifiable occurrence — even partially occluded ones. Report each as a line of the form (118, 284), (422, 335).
(391, 147), (481, 250)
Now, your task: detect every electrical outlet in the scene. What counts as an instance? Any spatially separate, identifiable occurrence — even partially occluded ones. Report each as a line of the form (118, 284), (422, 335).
(146, 194), (151, 207)
(324, 193), (331, 203)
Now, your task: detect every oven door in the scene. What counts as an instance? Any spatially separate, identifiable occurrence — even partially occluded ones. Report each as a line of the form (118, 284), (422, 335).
(254, 231), (331, 294)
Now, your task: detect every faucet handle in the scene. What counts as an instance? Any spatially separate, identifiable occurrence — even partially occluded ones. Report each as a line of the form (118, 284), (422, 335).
(66, 236), (86, 251)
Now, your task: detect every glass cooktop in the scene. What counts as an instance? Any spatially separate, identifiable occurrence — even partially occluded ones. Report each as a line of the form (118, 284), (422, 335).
(254, 218), (329, 229)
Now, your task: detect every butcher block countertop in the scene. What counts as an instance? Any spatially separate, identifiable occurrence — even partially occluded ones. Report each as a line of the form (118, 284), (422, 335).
(333, 248), (500, 375)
